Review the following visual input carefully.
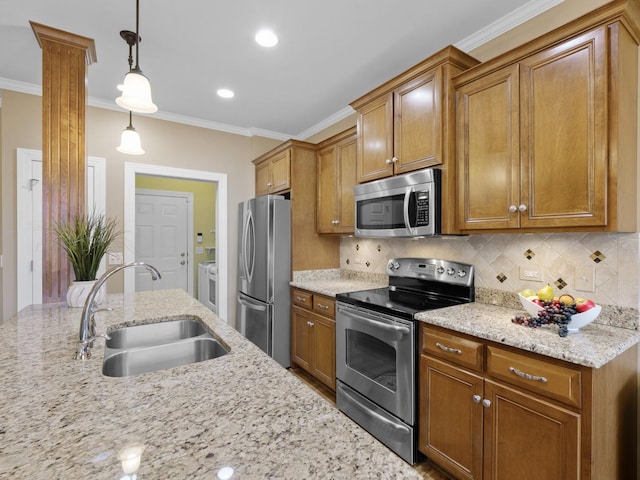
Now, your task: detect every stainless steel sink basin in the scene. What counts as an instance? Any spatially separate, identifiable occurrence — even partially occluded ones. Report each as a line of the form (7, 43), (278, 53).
(102, 318), (229, 377)
(106, 318), (207, 349)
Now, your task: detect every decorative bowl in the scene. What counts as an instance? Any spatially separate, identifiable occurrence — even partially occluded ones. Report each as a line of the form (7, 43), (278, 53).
(566, 305), (602, 331)
(518, 293), (543, 316)
(518, 293), (601, 331)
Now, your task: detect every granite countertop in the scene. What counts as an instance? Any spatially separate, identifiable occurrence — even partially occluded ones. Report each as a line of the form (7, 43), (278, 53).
(416, 302), (640, 369)
(290, 269), (387, 297)
(0, 289), (421, 479)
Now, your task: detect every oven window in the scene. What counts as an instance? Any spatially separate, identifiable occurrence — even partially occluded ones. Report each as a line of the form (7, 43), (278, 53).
(345, 329), (397, 392)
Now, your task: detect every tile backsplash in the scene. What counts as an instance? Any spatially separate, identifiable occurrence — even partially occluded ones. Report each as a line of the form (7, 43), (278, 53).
(341, 233), (640, 309)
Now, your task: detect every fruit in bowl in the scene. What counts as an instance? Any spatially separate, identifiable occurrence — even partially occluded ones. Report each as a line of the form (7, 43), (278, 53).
(516, 289), (601, 335)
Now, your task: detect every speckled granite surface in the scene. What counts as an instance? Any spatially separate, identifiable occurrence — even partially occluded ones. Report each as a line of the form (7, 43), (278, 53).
(0, 289), (421, 479)
(291, 269), (387, 297)
(416, 302), (640, 369)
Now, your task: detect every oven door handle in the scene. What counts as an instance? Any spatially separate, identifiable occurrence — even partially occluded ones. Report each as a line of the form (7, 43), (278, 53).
(362, 316), (410, 336)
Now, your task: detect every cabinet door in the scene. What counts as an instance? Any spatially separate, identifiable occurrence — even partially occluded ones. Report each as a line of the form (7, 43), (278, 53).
(483, 379), (580, 480)
(337, 136), (357, 233)
(394, 69), (443, 174)
(520, 27), (607, 228)
(356, 93), (394, 182)
(310, 313), (336, 390)
(419, 356), (483, 480)
(270, 150), (291, 193)
(291, 306), (312, 371)
(456, 64), (520, 231)
(316, 145), (339, 233)
(255, 160), (272, 197)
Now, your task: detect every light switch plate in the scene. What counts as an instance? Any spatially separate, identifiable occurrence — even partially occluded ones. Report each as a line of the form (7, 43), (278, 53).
(575, 267), (595, 292)
(108, 252), (124, 265)
(195, 246), (204, 254)
(519, 266), (543, 282)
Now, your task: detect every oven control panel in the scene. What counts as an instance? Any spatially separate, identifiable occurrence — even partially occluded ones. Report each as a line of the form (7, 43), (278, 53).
(386, 257), (474, 287)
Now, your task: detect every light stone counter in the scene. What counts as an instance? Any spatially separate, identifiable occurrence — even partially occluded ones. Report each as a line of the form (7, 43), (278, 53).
(416, 302), (640, 368)
(0, 289), (421, 479)
(290, 268), (387, 297)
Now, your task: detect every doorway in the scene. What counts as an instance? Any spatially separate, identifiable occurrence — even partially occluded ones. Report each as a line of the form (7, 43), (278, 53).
(16, 148), (106, 312)
(135, 189), (193, 294)
(123, 162), (228, 323)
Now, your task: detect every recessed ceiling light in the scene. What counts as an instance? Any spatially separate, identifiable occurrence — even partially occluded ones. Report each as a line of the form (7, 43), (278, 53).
(217, 88), (234, 99)
(255, 29), (278, 47)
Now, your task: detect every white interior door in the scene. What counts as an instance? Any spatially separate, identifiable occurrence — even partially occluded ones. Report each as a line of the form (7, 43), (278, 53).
(16, 149), (105, 311)
(135, 189), (192, 292)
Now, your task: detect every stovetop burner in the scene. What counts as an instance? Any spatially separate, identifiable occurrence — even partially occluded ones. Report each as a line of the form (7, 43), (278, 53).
(336, 258), (474, 320)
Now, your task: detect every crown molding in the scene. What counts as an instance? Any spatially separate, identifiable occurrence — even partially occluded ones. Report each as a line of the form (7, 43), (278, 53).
(295, 106), (356, 141)
(455, 0), (565, 51)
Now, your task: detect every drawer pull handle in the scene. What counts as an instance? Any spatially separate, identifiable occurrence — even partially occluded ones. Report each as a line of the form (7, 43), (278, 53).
(307, 321), (314, 327)
(317, 304), (329, 310)
(436, 342), (462, 355)
(296, 296), (306, 302)
(509, 366), (548, 383)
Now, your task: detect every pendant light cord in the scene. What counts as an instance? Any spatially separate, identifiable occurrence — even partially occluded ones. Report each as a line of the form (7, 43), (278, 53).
(134, 0), (140, 70)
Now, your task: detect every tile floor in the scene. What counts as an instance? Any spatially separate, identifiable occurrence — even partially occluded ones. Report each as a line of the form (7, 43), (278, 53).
(289, 367), (451, 480)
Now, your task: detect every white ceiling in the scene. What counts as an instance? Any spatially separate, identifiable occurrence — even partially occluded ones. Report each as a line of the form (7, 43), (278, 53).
(0, 0), (563, 140)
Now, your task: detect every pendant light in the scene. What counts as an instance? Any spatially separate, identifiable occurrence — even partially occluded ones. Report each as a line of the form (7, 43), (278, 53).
(115, 0), (157, 113)
(117, 111), (145, 155)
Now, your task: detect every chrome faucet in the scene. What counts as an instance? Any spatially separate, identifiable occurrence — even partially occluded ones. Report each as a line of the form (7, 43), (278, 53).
(75, 261), (162, 360)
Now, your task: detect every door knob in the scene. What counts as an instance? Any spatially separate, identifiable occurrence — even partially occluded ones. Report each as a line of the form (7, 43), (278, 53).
(180, 260), (186, 265)
(180, 252), (185, 257)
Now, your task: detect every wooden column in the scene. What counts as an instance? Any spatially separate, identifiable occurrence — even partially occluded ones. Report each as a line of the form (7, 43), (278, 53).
(31, 22), (97, 303)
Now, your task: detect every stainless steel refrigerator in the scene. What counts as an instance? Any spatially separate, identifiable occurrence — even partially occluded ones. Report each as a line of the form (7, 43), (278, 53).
(237, 195), (291, 367)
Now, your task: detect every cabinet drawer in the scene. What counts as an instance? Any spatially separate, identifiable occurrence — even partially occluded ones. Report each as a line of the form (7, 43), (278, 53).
(292, 289), (312, 310)
(486, 346), (581, 408)
(313, 295), (335, 319)
(421, 326), (483, 372)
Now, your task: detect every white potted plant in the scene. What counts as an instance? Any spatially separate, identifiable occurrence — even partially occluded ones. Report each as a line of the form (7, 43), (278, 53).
(53, 211), (122, 307)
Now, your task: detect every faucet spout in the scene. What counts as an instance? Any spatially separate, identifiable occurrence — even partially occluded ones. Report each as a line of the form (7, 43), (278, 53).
(75, 261), (162, 360)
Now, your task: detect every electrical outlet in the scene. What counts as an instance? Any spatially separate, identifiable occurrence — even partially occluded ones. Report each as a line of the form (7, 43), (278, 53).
(108, 252), (124, 265)
(354, 257), (363, 265)
(575, 267), (595, 292)
(519, 266), (543, 282)
(195, 246), (204, 255)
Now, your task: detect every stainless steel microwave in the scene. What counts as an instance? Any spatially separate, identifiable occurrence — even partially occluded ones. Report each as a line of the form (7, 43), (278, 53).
(354, 168), (440, 237)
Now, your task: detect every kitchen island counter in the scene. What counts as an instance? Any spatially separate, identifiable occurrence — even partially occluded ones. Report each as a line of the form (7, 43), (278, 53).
(0, 289), (421, 479)
(416, 301), (640, 368)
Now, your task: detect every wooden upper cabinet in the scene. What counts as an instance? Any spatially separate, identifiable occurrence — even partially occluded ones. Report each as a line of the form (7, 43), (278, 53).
(254, 149), (291, 196)
(351, 46), (479, 184)
(454, 3), (639, 233)
(316, 127), (357, 234)
(394, 68), (443, 175)
(456, 64), (521, 230)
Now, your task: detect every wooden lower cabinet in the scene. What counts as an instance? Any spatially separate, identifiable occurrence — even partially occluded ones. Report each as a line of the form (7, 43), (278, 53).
(291, 288), (336, 390)
(418, 323), (637, 480)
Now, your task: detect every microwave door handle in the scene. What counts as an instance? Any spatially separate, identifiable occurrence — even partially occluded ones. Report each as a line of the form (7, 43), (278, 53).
(403, 188), (414, 235)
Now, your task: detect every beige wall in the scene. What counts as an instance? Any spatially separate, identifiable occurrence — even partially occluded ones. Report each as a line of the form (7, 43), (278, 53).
(0, 89), (281, 321)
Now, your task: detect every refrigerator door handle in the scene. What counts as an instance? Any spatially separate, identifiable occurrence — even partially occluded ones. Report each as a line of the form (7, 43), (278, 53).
(242, 208), (256, 283)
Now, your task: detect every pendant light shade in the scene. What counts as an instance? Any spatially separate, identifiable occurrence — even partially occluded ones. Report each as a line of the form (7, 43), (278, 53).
(115, 0), (157, 114)
(117, 112), (145, 155)
(116, 67), (157, 113)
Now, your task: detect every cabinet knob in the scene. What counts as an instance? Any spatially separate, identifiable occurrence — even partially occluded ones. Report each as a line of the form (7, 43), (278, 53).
(391, 157), (398, 163)
(385, 158), (392, 165)
(267, 182), (273, 187)
(472, 394), (481, 404)
(482, 399), (492, 408)
(518, 204), (527, 212)
(508, 205), (517, 213)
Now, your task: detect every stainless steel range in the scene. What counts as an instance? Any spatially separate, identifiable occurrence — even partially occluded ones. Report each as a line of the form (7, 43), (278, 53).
(335, 257), (474, 464)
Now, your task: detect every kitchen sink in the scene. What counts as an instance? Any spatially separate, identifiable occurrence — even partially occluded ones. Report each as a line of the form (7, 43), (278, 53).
(106, 318), (207, 349)
(102, 318), (229, 377)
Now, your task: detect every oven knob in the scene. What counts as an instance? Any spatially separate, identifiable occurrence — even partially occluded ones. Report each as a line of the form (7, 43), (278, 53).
(446, 267), (455, 276)
(387, 261), (395, 271)
(436, 265), (445, 274)
(457, 270), (467, 278)
(394, 262), (400, 270)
